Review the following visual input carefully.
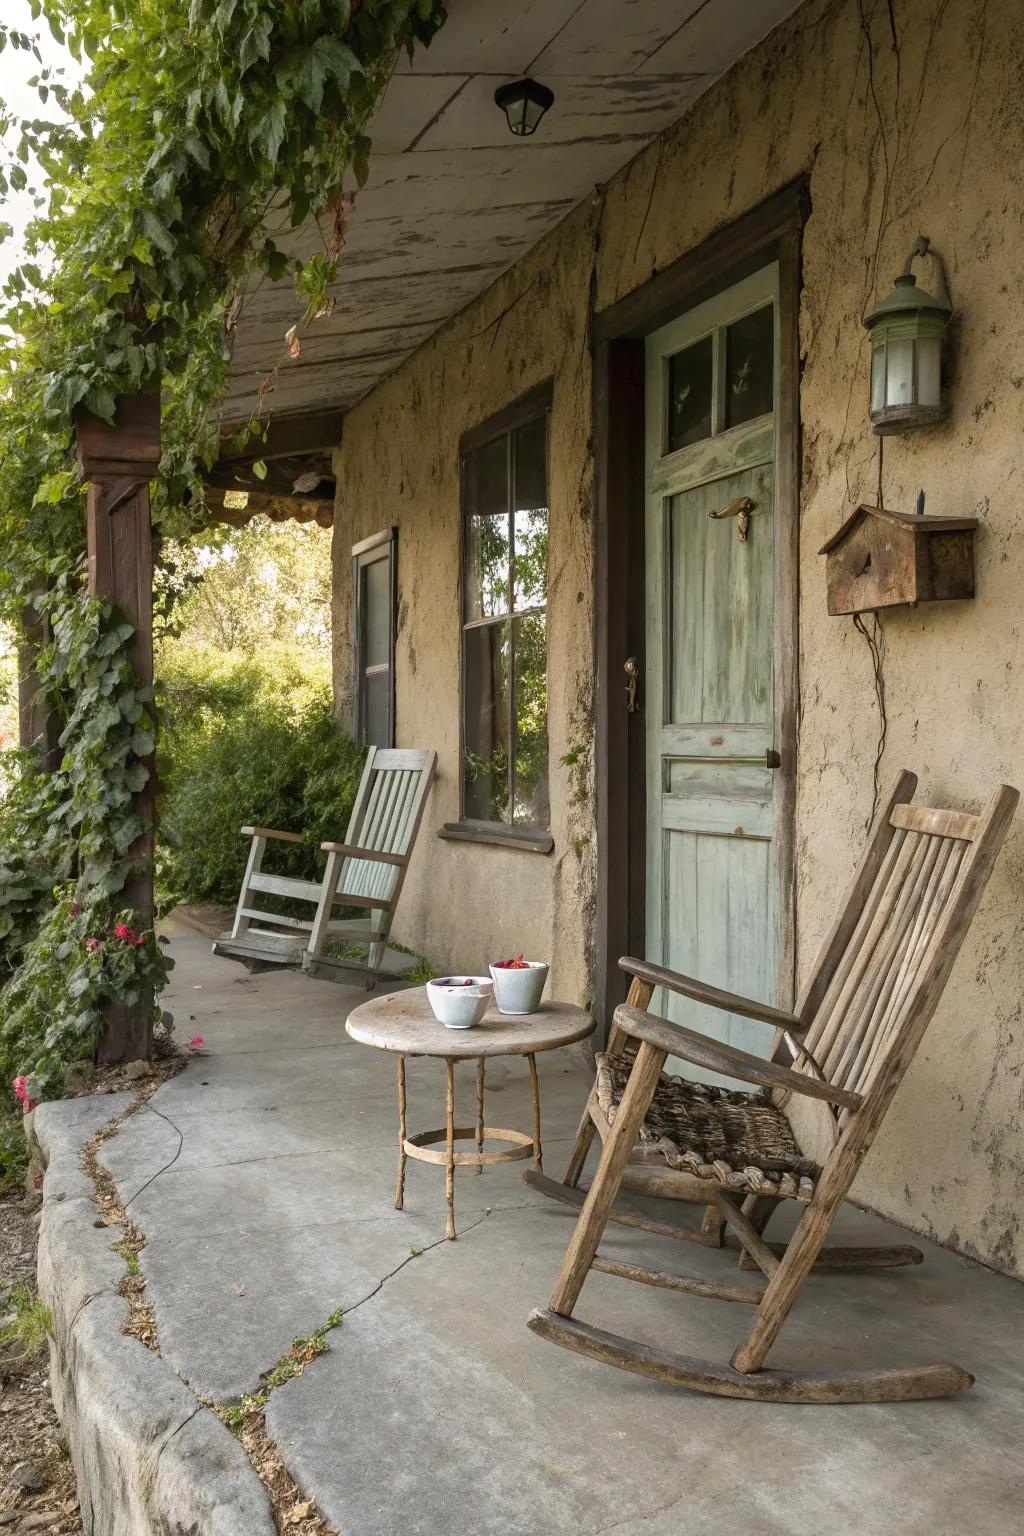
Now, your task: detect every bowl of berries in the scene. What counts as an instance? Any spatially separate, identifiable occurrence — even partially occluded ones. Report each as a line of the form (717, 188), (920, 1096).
(426, 975), (493, 1029)
(488, 954), (549, 1016)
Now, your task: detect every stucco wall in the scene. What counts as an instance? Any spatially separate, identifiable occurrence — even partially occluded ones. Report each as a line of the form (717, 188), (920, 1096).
(332, 0), (1024, 1278)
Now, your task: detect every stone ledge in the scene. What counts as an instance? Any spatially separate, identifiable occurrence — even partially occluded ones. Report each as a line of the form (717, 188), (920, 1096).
(33, 1097), (276, 1536)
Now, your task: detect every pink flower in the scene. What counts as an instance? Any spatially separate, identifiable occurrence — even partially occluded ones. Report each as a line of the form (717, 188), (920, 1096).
(70, 901), (81, 917)
(187, 1035), (205, 1050)
(114, 922), (136, 942)
(84, 937), (102, 954)
(12, 1076), (38, 1112)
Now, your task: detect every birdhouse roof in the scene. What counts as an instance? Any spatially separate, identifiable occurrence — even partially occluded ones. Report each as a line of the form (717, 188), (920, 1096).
(818, 504), (978, 556)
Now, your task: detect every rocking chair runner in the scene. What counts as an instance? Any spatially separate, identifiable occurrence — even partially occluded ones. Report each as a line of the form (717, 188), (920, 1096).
(212, 747), (436, 982)
(527, 771), (1018, 1403)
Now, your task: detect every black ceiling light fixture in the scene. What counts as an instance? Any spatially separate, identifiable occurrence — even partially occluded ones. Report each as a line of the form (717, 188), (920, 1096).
(494, 78), (554, 137)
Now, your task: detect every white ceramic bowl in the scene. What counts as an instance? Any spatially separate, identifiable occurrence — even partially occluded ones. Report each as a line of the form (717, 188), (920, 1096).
(426, 976), (493, 1029)
(488, 960), (548, 1016)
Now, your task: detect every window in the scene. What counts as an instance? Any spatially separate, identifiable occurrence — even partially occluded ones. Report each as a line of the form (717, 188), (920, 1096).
(352, 528), (397, 748)
(455, 389), (551, 845)
(665, 301), (775, 453)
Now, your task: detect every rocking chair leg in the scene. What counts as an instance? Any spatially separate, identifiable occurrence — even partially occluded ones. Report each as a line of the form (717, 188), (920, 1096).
(562, 1099), (597, 1188)
(562, 1015), (633, 1188)
(732, 1168), (843, 1373)
(308, 850), (343, 959)
(549, 1041), (667, 1318)
(736, 1195), (779, 1270)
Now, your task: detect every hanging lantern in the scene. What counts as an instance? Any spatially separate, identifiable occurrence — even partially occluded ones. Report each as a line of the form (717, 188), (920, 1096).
(494, 78), (555, 138)
(864, 237), (952, 435)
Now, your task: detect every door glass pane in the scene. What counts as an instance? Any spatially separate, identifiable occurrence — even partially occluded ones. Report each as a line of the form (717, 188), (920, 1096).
(364, 669), (390, 748)
(667, 334), (713, 452)
(724, 304), (774, 429)
(464, 621), (510, 821)
(362, 555), (390, 668)
(512, 613), (549, 827)
(513, 416), (548, 610)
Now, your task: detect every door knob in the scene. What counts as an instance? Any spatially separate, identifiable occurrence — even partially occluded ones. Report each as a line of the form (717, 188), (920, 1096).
(708, 495), (755, 541)
(624, 657), (639, 713)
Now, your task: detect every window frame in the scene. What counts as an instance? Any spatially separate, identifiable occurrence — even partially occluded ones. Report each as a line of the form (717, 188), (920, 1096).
(352, 526), (397, 749)
(441, 383), (554, 855)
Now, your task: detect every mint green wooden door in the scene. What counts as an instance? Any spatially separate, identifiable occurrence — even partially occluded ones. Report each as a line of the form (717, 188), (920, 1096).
(644, 265), (781, 1082)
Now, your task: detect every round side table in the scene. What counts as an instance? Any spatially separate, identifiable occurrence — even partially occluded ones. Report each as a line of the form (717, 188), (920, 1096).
(346, 988), (594, 1239)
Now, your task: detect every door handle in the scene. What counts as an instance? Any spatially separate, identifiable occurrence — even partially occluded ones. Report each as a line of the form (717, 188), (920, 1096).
(624, 657), (639, 713)
(708, 495), (755, 542)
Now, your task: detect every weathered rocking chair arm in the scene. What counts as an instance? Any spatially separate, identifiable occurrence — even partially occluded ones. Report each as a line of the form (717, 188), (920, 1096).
(240, 826), (304, 844)
(613, 1003), (864, 1111)
(319, 841), (407, 867)
(618, 956), (805, 1034)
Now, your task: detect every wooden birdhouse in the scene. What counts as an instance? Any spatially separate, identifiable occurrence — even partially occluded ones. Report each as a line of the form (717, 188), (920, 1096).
(819, 504), (977, 616)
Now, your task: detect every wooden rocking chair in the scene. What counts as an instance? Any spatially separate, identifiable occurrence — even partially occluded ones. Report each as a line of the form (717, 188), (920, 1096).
(212, 747), (436, 984)
(527, 771), (1018, 1403)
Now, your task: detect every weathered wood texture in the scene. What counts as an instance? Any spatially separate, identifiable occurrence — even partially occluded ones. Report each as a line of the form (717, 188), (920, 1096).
(76, 394), (161, 1064)
(345, 992), (594, 1058)
(819, 505), (977, 615)
(532, 773), (1017, 1403)
(214, 746), (436, 980)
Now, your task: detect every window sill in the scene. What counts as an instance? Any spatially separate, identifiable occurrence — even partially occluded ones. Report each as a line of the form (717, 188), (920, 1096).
(437, 822), (554, 855)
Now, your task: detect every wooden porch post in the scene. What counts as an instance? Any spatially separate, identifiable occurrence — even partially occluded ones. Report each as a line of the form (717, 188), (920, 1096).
(75, 392), (161, 1063)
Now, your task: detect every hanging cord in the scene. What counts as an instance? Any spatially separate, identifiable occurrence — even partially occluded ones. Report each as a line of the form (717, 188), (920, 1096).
(853, 609), (887, 822)
(853, 437), (889, 823)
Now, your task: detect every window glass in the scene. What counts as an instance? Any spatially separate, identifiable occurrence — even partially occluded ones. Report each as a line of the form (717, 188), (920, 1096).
(512, 613), (549, 827)
(353, 532), (395, 749)
(667, 334), (713, 452)
(463, 622), (510, 822)
(724, 304), (774, 429)
(364, 668), (390, 750)
(513, 416), (548, 610)
(463, 435), (507, 518)
(461, 401), (550, 830)
(465, 511), (510, 619)
(363, 556), (391, 668)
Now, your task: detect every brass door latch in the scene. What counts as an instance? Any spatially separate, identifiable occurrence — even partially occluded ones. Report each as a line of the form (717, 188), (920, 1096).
(624, 657), (639, 713)
(708, 495), (756, 541)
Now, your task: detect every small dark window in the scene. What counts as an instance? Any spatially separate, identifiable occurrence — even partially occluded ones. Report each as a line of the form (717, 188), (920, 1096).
(667, 333), (713, 452)
(353, 528), (397, 748)
(460, 395), (550, 832)
(724, 303), (774, 429)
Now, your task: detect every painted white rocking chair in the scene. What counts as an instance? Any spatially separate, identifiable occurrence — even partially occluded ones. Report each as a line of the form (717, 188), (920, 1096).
(212, 747), (436, 984)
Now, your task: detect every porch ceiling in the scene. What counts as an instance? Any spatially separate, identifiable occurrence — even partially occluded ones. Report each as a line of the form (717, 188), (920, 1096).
(221, 0), (799, 426)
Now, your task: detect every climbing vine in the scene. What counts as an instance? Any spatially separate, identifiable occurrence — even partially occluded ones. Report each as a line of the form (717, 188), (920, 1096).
(0, 0), (447, 1099)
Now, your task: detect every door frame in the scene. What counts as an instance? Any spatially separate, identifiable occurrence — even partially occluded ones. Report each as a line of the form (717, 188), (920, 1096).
(592, 177), (807, 1035)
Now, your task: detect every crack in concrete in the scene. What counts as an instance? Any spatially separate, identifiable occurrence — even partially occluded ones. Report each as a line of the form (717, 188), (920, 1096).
(584, 1488), (689, 1536)
(342, 1211), (491, 1318)
(122, 1101), (186, 1211)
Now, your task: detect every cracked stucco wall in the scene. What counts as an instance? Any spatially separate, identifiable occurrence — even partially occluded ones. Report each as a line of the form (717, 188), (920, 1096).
(331, 0), (1024, 1279)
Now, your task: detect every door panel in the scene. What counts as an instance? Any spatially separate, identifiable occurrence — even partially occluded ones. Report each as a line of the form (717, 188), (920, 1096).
(645, 266), (781, 1084)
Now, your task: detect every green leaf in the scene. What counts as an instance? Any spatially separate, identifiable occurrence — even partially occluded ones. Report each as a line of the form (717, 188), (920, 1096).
(252, 459), (268, 480)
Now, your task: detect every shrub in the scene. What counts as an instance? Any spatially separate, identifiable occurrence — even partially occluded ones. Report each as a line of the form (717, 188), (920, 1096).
(157, 645), (365, 907)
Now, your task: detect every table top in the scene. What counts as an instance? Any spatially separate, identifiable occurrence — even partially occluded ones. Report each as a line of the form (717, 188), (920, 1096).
(345, 988), (595, 1058)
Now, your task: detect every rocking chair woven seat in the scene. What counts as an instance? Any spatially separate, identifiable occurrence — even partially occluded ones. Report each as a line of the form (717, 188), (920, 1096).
(596, 1050), (819, 1203)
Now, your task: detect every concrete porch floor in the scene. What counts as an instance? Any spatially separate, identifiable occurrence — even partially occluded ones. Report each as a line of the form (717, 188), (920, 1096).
(97, 918), (1024, 1535)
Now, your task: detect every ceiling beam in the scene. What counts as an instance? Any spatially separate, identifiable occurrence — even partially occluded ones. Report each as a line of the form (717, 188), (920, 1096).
(216, 407), (344, 464)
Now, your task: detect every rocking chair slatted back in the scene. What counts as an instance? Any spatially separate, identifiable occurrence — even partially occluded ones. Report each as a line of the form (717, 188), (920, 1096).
(782, 774), (1017, 1145)
(340, 752), (430, 903)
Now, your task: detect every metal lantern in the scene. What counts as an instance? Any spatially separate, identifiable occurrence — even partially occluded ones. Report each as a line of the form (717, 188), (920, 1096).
(864, 236), (952, 435)
(494, 78), (554, 137)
